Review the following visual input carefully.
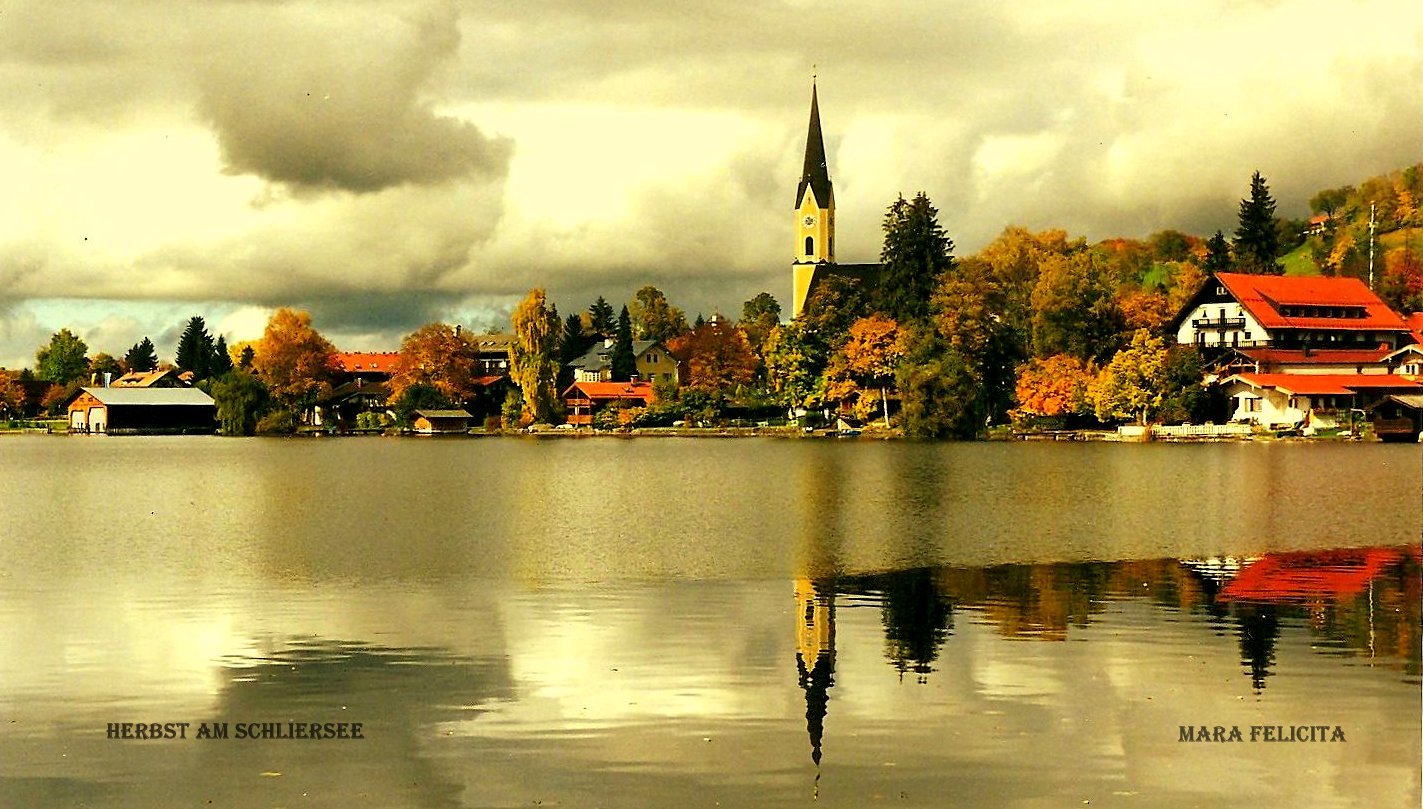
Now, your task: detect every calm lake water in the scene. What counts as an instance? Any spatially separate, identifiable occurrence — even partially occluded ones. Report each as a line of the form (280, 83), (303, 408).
(0, 436), (1419, 808)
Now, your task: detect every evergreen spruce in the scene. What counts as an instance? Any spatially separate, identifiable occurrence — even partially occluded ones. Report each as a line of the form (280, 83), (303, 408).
(611, 305), (636, 382)
(211, 335), (234, 376)
(175, 316), (215, 380)
(1233, 171), (1282, 274)
(875, 192), (955, 323)
(588, 297), (616, 337)
(124, 336), (159, 372)
(1203, 231), (1232, 273)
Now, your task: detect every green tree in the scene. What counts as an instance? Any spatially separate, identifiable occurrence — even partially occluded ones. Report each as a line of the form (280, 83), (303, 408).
(88, 352), (122, 383)
(611, 305), (636, 382)
(588, 296), (616, 337)
(1088, 330), (1169, 425)
(391, 381), (453, 429)
(1233, 171), (1282, 275)
(35, 328), (89, 384)
(875, 192), (955, 323)
(763, 322), (825, 412)
(123, 337), (159, 372)
(210, 370), (270, 436)
(1148, 229), (1195, 263)
(1203, 230), (1232, 273)
(1309, 186), (1352, 220)
(628, 285), (688, 343)
(510, 288), (561, 423)
(211, 336), (234, 376)
(894, 326), (981, 439)
(1158, 345), (1208, 424)
(176, 316), (217, 380)
(739, 292), (782, 359)
(239, 344), (255, 369)
(1029, 252), (1125, 362)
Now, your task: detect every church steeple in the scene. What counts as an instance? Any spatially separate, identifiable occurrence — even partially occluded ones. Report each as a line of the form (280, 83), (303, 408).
(792, 80), (836, 318)
(796, 82), (833, 211)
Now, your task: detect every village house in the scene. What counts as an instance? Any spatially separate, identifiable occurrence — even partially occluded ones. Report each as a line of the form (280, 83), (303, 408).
(110, 368), (188, 388)
(1171, 272), (1415, 353)
(1218, 372), (1421, 431)
(562, 380), (656, 427)
(566, 340), (678, 385)
(66, 386), (216, 434)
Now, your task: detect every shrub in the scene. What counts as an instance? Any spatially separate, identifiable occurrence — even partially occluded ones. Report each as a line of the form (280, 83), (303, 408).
(255, 409), (297, 435)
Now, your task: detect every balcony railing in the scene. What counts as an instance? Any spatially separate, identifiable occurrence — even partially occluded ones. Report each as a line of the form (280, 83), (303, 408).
(1192, 316), (1246, 329)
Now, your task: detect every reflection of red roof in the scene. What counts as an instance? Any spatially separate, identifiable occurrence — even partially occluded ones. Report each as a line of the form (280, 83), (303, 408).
(1220, 548), (1404, 602)
(1216, 272), (1409, 332)
(334, 352), (400, 374)
(472, 375), (506, 387)
(1230, 373), (1422, 396)
(563, 381), (655, 402)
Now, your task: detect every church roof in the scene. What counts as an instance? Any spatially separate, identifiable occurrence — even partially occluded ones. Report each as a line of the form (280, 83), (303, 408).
(796, 83), (834, 209)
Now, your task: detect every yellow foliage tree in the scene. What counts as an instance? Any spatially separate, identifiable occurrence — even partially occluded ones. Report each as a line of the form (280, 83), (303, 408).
(388, 323), (480, 404)
(251, 308), (337, 412)
(509, 288), (561, 423)
(825, 314), (906, 426)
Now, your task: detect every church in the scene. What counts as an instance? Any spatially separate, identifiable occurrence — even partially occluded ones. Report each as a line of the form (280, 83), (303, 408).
(790, 82), (881, 319)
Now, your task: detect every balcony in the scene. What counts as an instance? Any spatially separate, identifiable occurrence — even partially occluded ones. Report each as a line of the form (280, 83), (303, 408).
(1192, 316), (1246, 329)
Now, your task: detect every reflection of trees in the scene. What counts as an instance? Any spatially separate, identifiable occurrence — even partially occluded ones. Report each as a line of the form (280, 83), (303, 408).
(932, 563), (1111, 641)
(844, 568), (953, 682)
(1233, 604), (1280, 691)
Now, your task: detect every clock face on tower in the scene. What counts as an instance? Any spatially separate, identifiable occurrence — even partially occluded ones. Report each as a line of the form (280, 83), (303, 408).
(803, 216), (816, 227)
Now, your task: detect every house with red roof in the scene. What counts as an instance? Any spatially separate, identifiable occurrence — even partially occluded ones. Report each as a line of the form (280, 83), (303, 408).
(1220, 372), (1420, 430)
(332, 352), (401, 383)
(1170, 272), (1414, 354)
(562, 380), (656, 427)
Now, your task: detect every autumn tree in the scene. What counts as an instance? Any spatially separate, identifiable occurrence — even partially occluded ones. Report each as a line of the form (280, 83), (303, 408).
(1166, 261), (1208, 312)
(1117, 288), (1173, 334)
(510, 288), (561, 423)
(763, 322), (824, 412)
(1233, 171), (1282, 275)
(668, 317), (757, 398)
(124, 337), (159, 372)
(0, 369), (23, 418)
(1012, 354), (1094, 426)
(611, 305), (636, 382)
(929, 266), (1022, 425)
(824, 315), (906, 426)
(35, 328), (89, 384)
(628, 285), (688, 343)
(88, 353), (122, 383)
(1030, 251), (1125, 362)
(1379, 247), (1423, 313)
(1087, 330), (1169, 425)
(389, 323), (480, 404)
(1148, 229), (1196, 263)
(1309, 186), (1352, 221)
(969, 227), (1076, 347)
(874, 192), (955, 323)
(251, 308), (338, 414)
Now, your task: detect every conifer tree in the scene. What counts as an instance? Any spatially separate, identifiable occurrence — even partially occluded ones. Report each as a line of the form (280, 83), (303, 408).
(1203, 231), (1232, 273)
(176, 316), (215, 380)
(875, 192), (955, 323)
(124, 336), (159, 372)
(1233, 172), (1282, 275)
(588, 297), (616, 337)
(611, 305), (636, 382)
(211, 335), (234, 376)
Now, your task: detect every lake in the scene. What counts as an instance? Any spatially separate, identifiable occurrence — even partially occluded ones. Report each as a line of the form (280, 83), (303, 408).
(0, 436), (1419, 808)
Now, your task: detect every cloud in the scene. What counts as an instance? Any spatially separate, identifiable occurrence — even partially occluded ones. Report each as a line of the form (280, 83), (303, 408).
(196, 2), (512, 193)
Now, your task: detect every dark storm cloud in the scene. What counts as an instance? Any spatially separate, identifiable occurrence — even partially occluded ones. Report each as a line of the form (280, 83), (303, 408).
(197, 2), (511, 193)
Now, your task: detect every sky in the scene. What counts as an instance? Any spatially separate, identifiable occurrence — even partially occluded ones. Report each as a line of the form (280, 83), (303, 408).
(3, 0), (1422, 368)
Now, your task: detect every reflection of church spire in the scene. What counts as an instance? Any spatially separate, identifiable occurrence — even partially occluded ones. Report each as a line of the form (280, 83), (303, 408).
(795, 577), (836, 792)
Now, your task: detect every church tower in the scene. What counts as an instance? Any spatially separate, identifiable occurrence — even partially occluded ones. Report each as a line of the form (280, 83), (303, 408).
(792, 82), (835, 319)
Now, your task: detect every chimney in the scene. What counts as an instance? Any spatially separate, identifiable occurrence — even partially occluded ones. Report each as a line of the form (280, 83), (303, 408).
(455, 324), (462, 336)
(103, 372), (112, 388)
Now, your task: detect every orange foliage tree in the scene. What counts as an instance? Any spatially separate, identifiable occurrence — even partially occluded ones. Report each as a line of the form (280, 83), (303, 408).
(667, 317), (757, 397)
(251, 308), (337, 411)
(388, 323), (480, 404)
(1117, 288), (1173, 334)
(0, 369), (25, 418)
(1379, 247), (1423, 314)
(825, 315), (906, 425)
(1012, 354), (1094, 423)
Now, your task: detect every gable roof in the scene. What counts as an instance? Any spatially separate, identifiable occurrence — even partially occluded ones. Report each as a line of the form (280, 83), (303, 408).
(1233, 347), (1394, 366)
(1226, 373), (1422, 396)
(333, 352), (400, 374)
(567, 341), (664, 371)
(1215, 272), (1409, 332)
(111, 369), (184, 387)
(1407, 312), (1423, 344)
(413, 409), (472, 419)
(73, 387), (215, 407)
(562, 381), (656, 402)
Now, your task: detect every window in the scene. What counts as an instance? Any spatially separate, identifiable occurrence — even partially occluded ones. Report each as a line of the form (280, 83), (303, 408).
(1288, 396), (1298, 409)
(805, 236), (814, 255)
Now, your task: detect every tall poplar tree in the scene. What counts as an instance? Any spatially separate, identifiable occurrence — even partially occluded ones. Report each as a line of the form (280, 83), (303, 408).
(510, 288), (561, 423)
(874, 192), (955, 323)
(1233, 171), (1282, 275)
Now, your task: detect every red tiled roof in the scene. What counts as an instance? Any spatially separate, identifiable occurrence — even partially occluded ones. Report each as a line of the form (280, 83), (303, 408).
(334, 352), (400, 373)
(1235, 347), (1393, 366)
(1216, 272), (1409, 332)
(1406, 312), (1423, 344)
(563, 381), (655, 401)
(1230, 373), (1423, 396)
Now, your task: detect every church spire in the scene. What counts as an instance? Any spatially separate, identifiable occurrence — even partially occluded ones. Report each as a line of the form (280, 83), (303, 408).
(796, 81), (833, 209)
